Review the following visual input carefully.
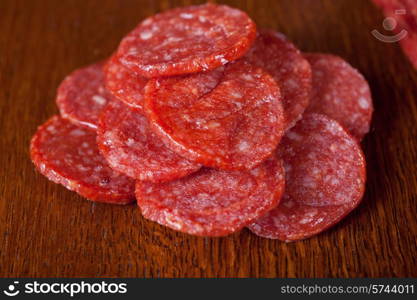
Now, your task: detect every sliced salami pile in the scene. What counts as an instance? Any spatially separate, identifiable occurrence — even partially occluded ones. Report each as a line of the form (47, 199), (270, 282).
(30, 4), (373, 241)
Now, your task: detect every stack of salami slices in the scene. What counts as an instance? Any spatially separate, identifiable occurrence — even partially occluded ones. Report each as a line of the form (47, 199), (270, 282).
(30, 3), (373, 241)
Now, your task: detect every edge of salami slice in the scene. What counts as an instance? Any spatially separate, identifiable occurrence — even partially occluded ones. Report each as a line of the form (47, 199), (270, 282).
(248, 201), (359, 242)
(56, 62), (113, 130)
(248, 113), (366, 241)
(30, 116), (135, 204)
(116, 3), (257, 77)
(136, 157), (285, 237)
(103, 54), (147, 111)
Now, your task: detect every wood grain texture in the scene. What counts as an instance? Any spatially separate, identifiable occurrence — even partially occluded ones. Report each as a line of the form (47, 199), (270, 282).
(0, 0), (416, 278)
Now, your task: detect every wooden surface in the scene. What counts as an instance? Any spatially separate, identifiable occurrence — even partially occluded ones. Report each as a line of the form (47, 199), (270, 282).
(0, 0), (416, 278)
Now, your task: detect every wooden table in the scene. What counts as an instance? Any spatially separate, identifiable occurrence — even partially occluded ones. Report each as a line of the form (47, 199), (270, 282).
(1, 0), (416, 278)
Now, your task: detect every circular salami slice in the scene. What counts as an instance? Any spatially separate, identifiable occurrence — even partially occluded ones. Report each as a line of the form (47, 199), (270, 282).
(104, 54), (147, 110)
(248, 113), (366, 241)
(116, 3), (256, 77)
(144, 60), (284, 170)
(304, 53), (373, 140)
(56, 62), (113, 130)
(30, 116), (135, 204)
(136, 157), (285, 237)
(97, 100), (201, 182)
(245, 30), (312, 130)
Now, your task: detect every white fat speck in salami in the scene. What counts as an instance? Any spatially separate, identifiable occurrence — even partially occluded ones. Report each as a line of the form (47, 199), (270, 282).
(304, 53), (373, 140)
(103, 54), (148, 111)
(136, 157), (285, 237)
(248, 113), (366, 241)
(30, 116), (135, 204)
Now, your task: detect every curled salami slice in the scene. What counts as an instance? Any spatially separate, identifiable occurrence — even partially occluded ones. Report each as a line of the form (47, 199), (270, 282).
(136, 157), (285, 237)
(304, 53), (373, 140)
(30, 116), (135, 204)
(97, 100), (201, 182)
(144, 60), (284, 170)
(104, 54), (147, 110)
(245, 30), (312, 130)
(116, 3), (256, 77)
(56, 62), (113, 129)
(248, 113), (366, 241)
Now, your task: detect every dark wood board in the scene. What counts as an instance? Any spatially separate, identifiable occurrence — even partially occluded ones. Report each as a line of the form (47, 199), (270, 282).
(0, 0), (416, 277)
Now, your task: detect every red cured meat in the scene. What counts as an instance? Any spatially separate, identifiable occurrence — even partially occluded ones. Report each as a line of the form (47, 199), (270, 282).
(248, 113), (366, 241)
(30, 116), (135, 204)
(249, 201), (359, 242)
(373, 0), (417, 69)
(245, 30), (312, 130)
(116, 3), (256, 77)
(97, 100), (201, 182)
(304, 53), (373, 140)
(104, 54), (147, 111)
(144, 60), (284, 170)
(56, 62), (113, 130)
(136, 157), (285, 237)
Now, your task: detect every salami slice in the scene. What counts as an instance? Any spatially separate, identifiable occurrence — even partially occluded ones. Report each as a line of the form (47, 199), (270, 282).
(248, 201), (358, 242)
(116, 3), (256, 77)
(136, 157), (285, 237)
(104, 54), (147, 110)
(144, 60), (284, 170)
(30, 116), (135, 204)
(304, 53), (373, 140)
(97, 100), (201, 182)
(245, 30), (312, 130)
(248, 113), (366, 241)
(373, 0), (417, 69)
(56, 62), (113, 130)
